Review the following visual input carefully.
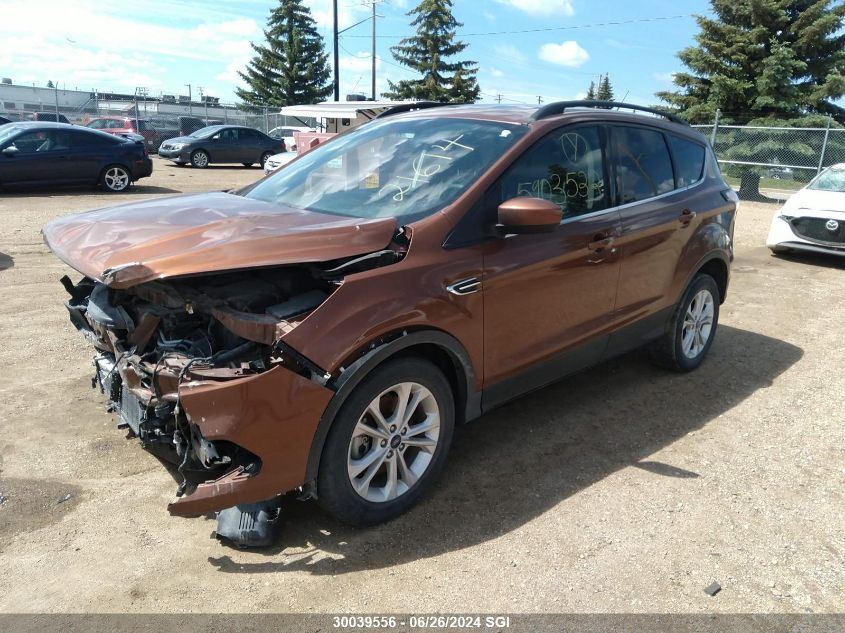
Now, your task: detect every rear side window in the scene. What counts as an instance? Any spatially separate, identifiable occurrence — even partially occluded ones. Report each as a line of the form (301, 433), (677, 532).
(668, 135), (705, 188)
(614, 126), (674, 204)
(78, 131), (119, 147)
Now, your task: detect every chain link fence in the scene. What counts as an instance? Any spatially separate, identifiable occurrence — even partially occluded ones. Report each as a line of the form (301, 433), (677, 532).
(692, 116), (844, 195)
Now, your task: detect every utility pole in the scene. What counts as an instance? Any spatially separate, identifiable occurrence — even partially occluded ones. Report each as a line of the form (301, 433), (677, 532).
(333, 0), (340, 101)
(371, 0), (377, 100)
(496, 94), (502, 104)
(185, 84), (192, 115)
(537, 96), (543, 105)
(198, 86), (208, 123)
(53, 82), (59, 118)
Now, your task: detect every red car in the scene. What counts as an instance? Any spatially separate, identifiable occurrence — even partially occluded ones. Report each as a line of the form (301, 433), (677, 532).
(86, 117), (160, 152)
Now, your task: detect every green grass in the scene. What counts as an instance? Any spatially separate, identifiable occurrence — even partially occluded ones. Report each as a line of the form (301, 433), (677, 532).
(723, 175), (805, 192)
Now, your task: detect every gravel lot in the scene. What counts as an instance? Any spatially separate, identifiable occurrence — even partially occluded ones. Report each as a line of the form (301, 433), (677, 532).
(0, 157), (843, 614)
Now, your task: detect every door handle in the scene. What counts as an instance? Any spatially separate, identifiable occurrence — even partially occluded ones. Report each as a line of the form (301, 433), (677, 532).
(587, 234), (615, 252)
(679, 208), (696, 226)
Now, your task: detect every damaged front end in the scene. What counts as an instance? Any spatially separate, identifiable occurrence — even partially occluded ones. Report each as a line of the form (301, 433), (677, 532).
(59, 249), (402, 516)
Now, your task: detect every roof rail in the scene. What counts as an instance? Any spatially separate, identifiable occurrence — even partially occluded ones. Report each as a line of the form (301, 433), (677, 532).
(373, 101), (449, 119)
(530, 100), (688, 126)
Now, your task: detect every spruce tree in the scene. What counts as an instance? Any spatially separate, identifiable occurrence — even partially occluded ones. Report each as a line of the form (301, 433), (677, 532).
(657, 0), (845, 122)
(383, 0), (480, 103)
(236, 0), (333, 106)
(596, 74), (614, 101)
(585, 81), (596, 100)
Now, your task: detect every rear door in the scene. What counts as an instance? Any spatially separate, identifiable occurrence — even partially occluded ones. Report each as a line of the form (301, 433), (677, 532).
(236, 128), (263, 162)
(607, 125), (706, 349)
(481, 124), (622, 406)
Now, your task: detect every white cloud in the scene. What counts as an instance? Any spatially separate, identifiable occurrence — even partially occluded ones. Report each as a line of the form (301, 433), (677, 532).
(538, 41), (589, 67)
(493, 0), (575, 17)
(0, 0), (260, 96)
(495, 44), (527, 64)
(653, 71), (677, 83)
(490, 68), (505, 78)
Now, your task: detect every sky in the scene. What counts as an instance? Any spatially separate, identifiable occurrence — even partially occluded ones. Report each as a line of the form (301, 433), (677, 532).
(0, 0), (714, 106)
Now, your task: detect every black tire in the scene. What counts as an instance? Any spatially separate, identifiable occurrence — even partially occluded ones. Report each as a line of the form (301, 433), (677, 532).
(190, 150), (210, 168)
(648, 273), (720, 372)
(317, 357), (455, 526)
(99, 164), (131, 192)
(242, 162), (254, 167)
(260, 151), (273, 167)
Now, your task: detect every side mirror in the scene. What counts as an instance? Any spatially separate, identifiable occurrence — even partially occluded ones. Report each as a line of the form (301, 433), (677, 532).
(2, 145), (19, 157)
(497, 197), (561, 235)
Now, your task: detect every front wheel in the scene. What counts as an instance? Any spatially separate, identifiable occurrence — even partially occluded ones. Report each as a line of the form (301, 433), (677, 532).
(649, 273), (720, 372)
(190, 150), (209, 168)
(317, 357), (455, 526)
(100, 165), (131, 192)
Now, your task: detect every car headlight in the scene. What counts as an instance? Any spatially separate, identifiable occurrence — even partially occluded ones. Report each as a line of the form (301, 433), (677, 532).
(169, 143), (185, 151)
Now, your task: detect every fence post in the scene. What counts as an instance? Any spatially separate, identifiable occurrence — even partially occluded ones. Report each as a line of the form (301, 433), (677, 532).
(710, 108), (721, 147)
(817, 115), (832, 175)
(263, 105), (268, 133)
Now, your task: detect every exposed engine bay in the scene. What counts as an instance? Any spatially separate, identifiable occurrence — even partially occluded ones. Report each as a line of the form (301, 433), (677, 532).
(61, 245), (405, 499)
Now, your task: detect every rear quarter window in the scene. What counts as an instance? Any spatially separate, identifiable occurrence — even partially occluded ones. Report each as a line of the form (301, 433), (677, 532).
(668, 135), (706, 188)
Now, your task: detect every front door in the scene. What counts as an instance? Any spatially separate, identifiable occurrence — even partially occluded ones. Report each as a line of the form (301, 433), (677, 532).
(482, 124), (622, 408)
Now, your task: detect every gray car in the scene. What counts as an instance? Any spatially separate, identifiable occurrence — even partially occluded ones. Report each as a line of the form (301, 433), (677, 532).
(157, 125), (284, 168)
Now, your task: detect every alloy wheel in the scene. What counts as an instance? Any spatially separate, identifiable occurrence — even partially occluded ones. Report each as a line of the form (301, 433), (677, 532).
(347, 382), (441, 503)
(681, 288), (715, 359)
(104, 167), (129, 191)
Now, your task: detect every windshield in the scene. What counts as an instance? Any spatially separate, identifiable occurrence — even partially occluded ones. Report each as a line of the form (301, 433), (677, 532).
(188, 125), (224, 139)
(243, 117), (526, 221)
(807, 167), (845, 192)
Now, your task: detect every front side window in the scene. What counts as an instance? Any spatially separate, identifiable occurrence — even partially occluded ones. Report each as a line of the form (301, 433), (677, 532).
(244, 117), (527, 221)
(87, 119), (106, 129)
(614, 126), (675, 204)
(11, 130), (53, 153)
(497, 125), (608, 219)
(669, 135), (705, 188)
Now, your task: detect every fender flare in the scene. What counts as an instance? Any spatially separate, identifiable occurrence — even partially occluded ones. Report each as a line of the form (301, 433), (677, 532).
(681, 248), (731, 303)
(303, 329), (480, 483)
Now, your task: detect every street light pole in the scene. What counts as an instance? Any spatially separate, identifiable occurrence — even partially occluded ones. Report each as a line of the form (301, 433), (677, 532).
(185, 84), (192, 115)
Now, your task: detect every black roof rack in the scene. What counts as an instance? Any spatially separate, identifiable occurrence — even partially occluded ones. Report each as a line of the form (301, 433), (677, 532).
(530, 100), (688, 126)
(374, 101), (450, 119)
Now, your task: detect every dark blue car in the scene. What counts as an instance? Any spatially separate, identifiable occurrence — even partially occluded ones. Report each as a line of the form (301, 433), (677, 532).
(0, 122), (153, 192)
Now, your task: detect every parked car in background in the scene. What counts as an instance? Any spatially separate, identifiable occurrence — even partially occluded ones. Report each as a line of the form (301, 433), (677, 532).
(86, 117), (161, 152)
(767, 163), (845, 257)
(268, 125), (314, 150)
(29, 112), (71, 124)
(42, 102), (735, 535)
(0, 122), (152, 192)
(263, 149), (297, 175)
(158, 125), (284, 168)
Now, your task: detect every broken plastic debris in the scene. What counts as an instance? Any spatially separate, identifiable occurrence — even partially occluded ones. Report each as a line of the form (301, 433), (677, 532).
(56, 493), (72, 505)
(704, 581), (722, 596)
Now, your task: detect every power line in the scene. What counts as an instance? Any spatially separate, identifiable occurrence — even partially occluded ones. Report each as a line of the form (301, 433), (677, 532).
(343, 14), (693, 38)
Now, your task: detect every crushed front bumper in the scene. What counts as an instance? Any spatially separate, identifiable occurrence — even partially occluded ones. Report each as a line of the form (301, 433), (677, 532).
(95, 352), (332, 517)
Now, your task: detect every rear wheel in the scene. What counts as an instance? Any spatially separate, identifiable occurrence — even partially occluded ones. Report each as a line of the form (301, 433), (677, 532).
(99, 165), (131, 192)
(260, 152), (273, 167)
(649, 273), (720, 372)
(317, 357), (455, 526)
(190, 150), (209, 168)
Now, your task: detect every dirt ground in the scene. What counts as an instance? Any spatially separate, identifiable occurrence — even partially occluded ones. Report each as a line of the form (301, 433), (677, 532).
(0, 158), (842, 614)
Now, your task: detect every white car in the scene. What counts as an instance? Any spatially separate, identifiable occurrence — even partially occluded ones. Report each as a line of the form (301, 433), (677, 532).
(267, 125), (313, 151)
(263, 150), (298, 176)
(766, 163), (845, 257)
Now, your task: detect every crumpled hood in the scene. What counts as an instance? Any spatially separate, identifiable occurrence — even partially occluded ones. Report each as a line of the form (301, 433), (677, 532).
(42, 192), (397, 288)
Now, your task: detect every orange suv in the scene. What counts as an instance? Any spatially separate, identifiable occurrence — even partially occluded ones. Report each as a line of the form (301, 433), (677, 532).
(43, 101), (736, 531)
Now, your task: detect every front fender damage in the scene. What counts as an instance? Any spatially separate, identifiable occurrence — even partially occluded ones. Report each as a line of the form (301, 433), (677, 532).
(170, 365), (332, 517)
